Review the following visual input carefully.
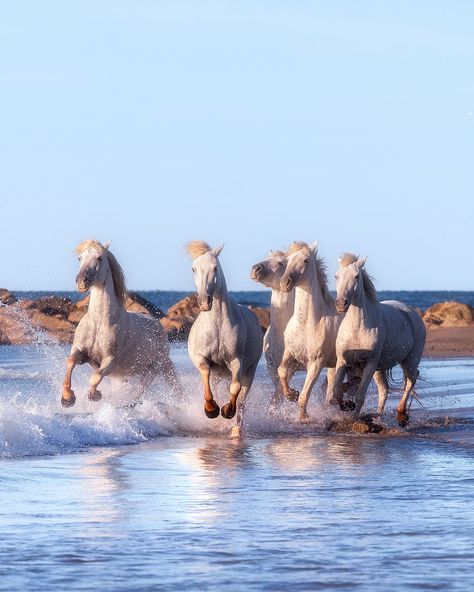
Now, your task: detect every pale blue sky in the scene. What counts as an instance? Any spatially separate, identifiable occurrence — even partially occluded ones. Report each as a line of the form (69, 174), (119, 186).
(1, 1), (473, 291)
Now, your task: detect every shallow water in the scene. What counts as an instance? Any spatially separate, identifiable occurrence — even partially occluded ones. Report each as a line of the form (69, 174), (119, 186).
(1, 344), (474, 590)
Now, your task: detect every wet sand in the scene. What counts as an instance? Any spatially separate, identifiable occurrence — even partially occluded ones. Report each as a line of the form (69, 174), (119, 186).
(424, 326), (474, 358)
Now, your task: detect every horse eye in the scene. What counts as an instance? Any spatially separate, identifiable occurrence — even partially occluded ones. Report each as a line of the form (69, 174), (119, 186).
(98, 256), (103, 262)
(214, 266), (218, 272)
(304, 258), (309, 264)
(192, 267), (196, 273)
(279, 261), (284, 267)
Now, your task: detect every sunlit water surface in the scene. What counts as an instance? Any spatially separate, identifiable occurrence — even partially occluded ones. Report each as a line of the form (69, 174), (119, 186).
(1, 343), (474, 591)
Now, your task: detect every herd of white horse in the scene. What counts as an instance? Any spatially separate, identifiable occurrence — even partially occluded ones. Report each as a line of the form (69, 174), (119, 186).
(61, 239), (426, 437)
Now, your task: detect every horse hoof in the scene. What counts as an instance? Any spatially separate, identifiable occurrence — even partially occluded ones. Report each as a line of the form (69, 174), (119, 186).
(88, 390), (102, 402)
(61, 393), (76, 408)
(284, 388), (299, 402)
(397, 411), (409, 427)
(342, 400), (356, 412)
(221, 403), (236, 420)
(204, 404), (220, 419)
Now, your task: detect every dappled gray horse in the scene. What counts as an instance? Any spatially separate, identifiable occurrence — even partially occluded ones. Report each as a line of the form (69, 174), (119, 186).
(333, 254), (426, 425)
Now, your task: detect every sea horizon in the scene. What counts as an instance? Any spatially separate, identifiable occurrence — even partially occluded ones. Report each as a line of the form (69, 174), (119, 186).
(7, 289), (474, 312)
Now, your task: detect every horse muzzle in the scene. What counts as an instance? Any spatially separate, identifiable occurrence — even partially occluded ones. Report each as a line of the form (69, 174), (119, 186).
(280, 276), (294, 293)
(198, 295), (213, 311)
(335, 298), (349, 313)
(250, 265), (263, 282)
(76, 271), (93, 292)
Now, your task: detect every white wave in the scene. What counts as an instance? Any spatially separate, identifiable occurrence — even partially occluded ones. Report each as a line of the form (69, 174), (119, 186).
(0, 346), (473, 459)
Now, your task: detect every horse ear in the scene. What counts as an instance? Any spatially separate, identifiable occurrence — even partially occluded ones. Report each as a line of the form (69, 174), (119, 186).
(212, 244), (224, 257)
(103, 240), (112, 250)
(356, 256), (368, 269)
(309, 240), (319, 253)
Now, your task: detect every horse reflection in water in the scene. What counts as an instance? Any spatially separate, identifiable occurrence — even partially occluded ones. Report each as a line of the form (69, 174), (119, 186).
(187, 241), (263, 438)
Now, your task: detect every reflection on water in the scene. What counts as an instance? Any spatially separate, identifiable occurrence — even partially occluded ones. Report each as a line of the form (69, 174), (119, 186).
(76, 449), (129, 531)
(1, 435), (474, 591)
(1, 349), (474, 590)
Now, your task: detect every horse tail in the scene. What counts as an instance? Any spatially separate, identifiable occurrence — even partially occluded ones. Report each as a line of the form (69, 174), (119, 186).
(383, 367), (425, 408)
(381, 368), (405, 393)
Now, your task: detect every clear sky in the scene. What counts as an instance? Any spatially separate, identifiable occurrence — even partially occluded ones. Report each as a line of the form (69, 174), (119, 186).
(1, 1), (473, 292)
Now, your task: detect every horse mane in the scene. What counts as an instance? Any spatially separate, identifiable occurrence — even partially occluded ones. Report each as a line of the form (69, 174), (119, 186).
(75, 239), (127, 304)
(288, 241), (332, 306)
(269, 250), (286, 258)
(339, 252), (377, 302)
(186, 240), (211, 260)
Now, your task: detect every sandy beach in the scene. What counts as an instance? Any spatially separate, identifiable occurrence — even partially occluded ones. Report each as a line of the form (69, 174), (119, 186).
(424, 326), (474, 358)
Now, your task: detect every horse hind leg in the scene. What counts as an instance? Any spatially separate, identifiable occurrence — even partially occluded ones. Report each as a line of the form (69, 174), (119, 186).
(397, 363), (420, 426)
(230, 363), (258, 438)
(88, 356), (115, 402)
(221, 359), (242, 420)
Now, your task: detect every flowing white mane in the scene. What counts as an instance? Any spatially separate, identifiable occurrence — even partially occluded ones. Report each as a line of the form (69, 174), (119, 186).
(75, 239), (127, 303)
(288, 241), (332, 306)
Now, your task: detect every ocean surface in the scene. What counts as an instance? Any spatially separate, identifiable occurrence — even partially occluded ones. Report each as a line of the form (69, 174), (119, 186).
(13, 289), (474, 311)
(0, 337), (474, 590)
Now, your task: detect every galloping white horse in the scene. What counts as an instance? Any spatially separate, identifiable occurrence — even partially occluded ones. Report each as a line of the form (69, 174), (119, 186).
(187, 241), (263, 437)
(277, 241), (345, 421)
(333, 254), (426, 425)
(250, 250), (295, 403)
(61, 240), (181, 407)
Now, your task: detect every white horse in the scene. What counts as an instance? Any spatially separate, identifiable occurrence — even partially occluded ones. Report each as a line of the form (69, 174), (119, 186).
(277, 241), (346, 421)
(61, 240), (181, 408)
(277, 242), (378, 422)
(250, 250), (295, 404)
(333, 254), (426, 425)
(187, 241), (263, 437)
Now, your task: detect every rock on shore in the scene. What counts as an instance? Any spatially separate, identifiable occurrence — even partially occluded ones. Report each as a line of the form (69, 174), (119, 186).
(1, 290), (474, 353)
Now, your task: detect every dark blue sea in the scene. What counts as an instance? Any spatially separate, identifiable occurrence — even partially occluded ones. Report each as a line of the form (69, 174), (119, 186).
(12, 290), (474, 312)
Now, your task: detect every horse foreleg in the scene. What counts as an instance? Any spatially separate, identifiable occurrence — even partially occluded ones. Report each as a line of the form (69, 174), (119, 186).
(221, 358), (242, 420)
(199, 361), (220, 419)
(61, 350), (82, 408)
(333, 361), (349, 410)
(88, 356), (115, 402)
(353, 362), (377, 417)
(298, 359), (324, 422)
(373, 371), (389, 414)
(277, 351), (299, 402)
(325, 367), (337, 405)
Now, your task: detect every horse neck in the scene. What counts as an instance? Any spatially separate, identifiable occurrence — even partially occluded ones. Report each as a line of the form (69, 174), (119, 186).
(294, 265), (334, 324)
(88, 270), (126, 325)
(345, 282), (376, 328)
(209, 268), (234, 317)
(270, 288), (294, 331)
